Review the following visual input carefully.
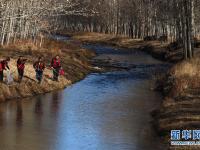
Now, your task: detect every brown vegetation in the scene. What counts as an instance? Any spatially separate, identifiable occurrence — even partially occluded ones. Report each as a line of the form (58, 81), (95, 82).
(0, 38), (96, 102)
(71, 32), (188, 62)
(153, 57), (200, 149)
(72, 32), (200, 63)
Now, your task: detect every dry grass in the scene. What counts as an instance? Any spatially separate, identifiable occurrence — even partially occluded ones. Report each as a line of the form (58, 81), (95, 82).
(0, 37), (95, 102)
(166, 57), (200, 97)
(72, 32), (144, 49)
(71, 32), (188, 62)
(72, 32), (170, 48)
(171, 58), (200, 78)
(71, 32), (179, 62)
(153, 56), (200, 150)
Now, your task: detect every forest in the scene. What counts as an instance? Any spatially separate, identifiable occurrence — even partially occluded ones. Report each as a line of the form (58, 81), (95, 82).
(0, 0), (199, 59)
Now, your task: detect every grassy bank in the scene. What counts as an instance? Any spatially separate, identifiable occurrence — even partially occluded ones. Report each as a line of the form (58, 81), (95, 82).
(0, 37), (96, 102)
(59, 32), (184, 62)
(152, 57), (200, 149)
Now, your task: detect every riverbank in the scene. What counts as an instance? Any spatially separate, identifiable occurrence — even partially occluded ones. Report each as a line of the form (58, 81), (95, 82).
(0, 37), (96, 102)
(152, 57), (200, 149)
(59, 32), (184, 62)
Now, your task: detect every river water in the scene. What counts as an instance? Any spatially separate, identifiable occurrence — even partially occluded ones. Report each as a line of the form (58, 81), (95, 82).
(0, 40), (168, 150)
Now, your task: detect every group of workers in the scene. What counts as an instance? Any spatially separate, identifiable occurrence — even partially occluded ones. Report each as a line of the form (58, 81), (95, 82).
(0, 55), (62, 84)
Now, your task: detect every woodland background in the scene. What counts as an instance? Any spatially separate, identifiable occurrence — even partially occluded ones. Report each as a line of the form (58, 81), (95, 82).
(0, 0), (199, 59)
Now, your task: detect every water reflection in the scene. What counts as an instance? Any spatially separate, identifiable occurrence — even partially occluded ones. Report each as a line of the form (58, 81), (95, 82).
(51, 92), (62, 115)
(16, 101), (23, 127)
(35, 97), (43, 114)
(0, 104), (4, 126)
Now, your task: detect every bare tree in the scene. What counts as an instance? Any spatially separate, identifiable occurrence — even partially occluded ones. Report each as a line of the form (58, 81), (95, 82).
(0, 0), (199, 59)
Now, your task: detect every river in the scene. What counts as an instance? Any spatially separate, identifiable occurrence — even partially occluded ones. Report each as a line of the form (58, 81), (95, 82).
(0, 38), (168, 150)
